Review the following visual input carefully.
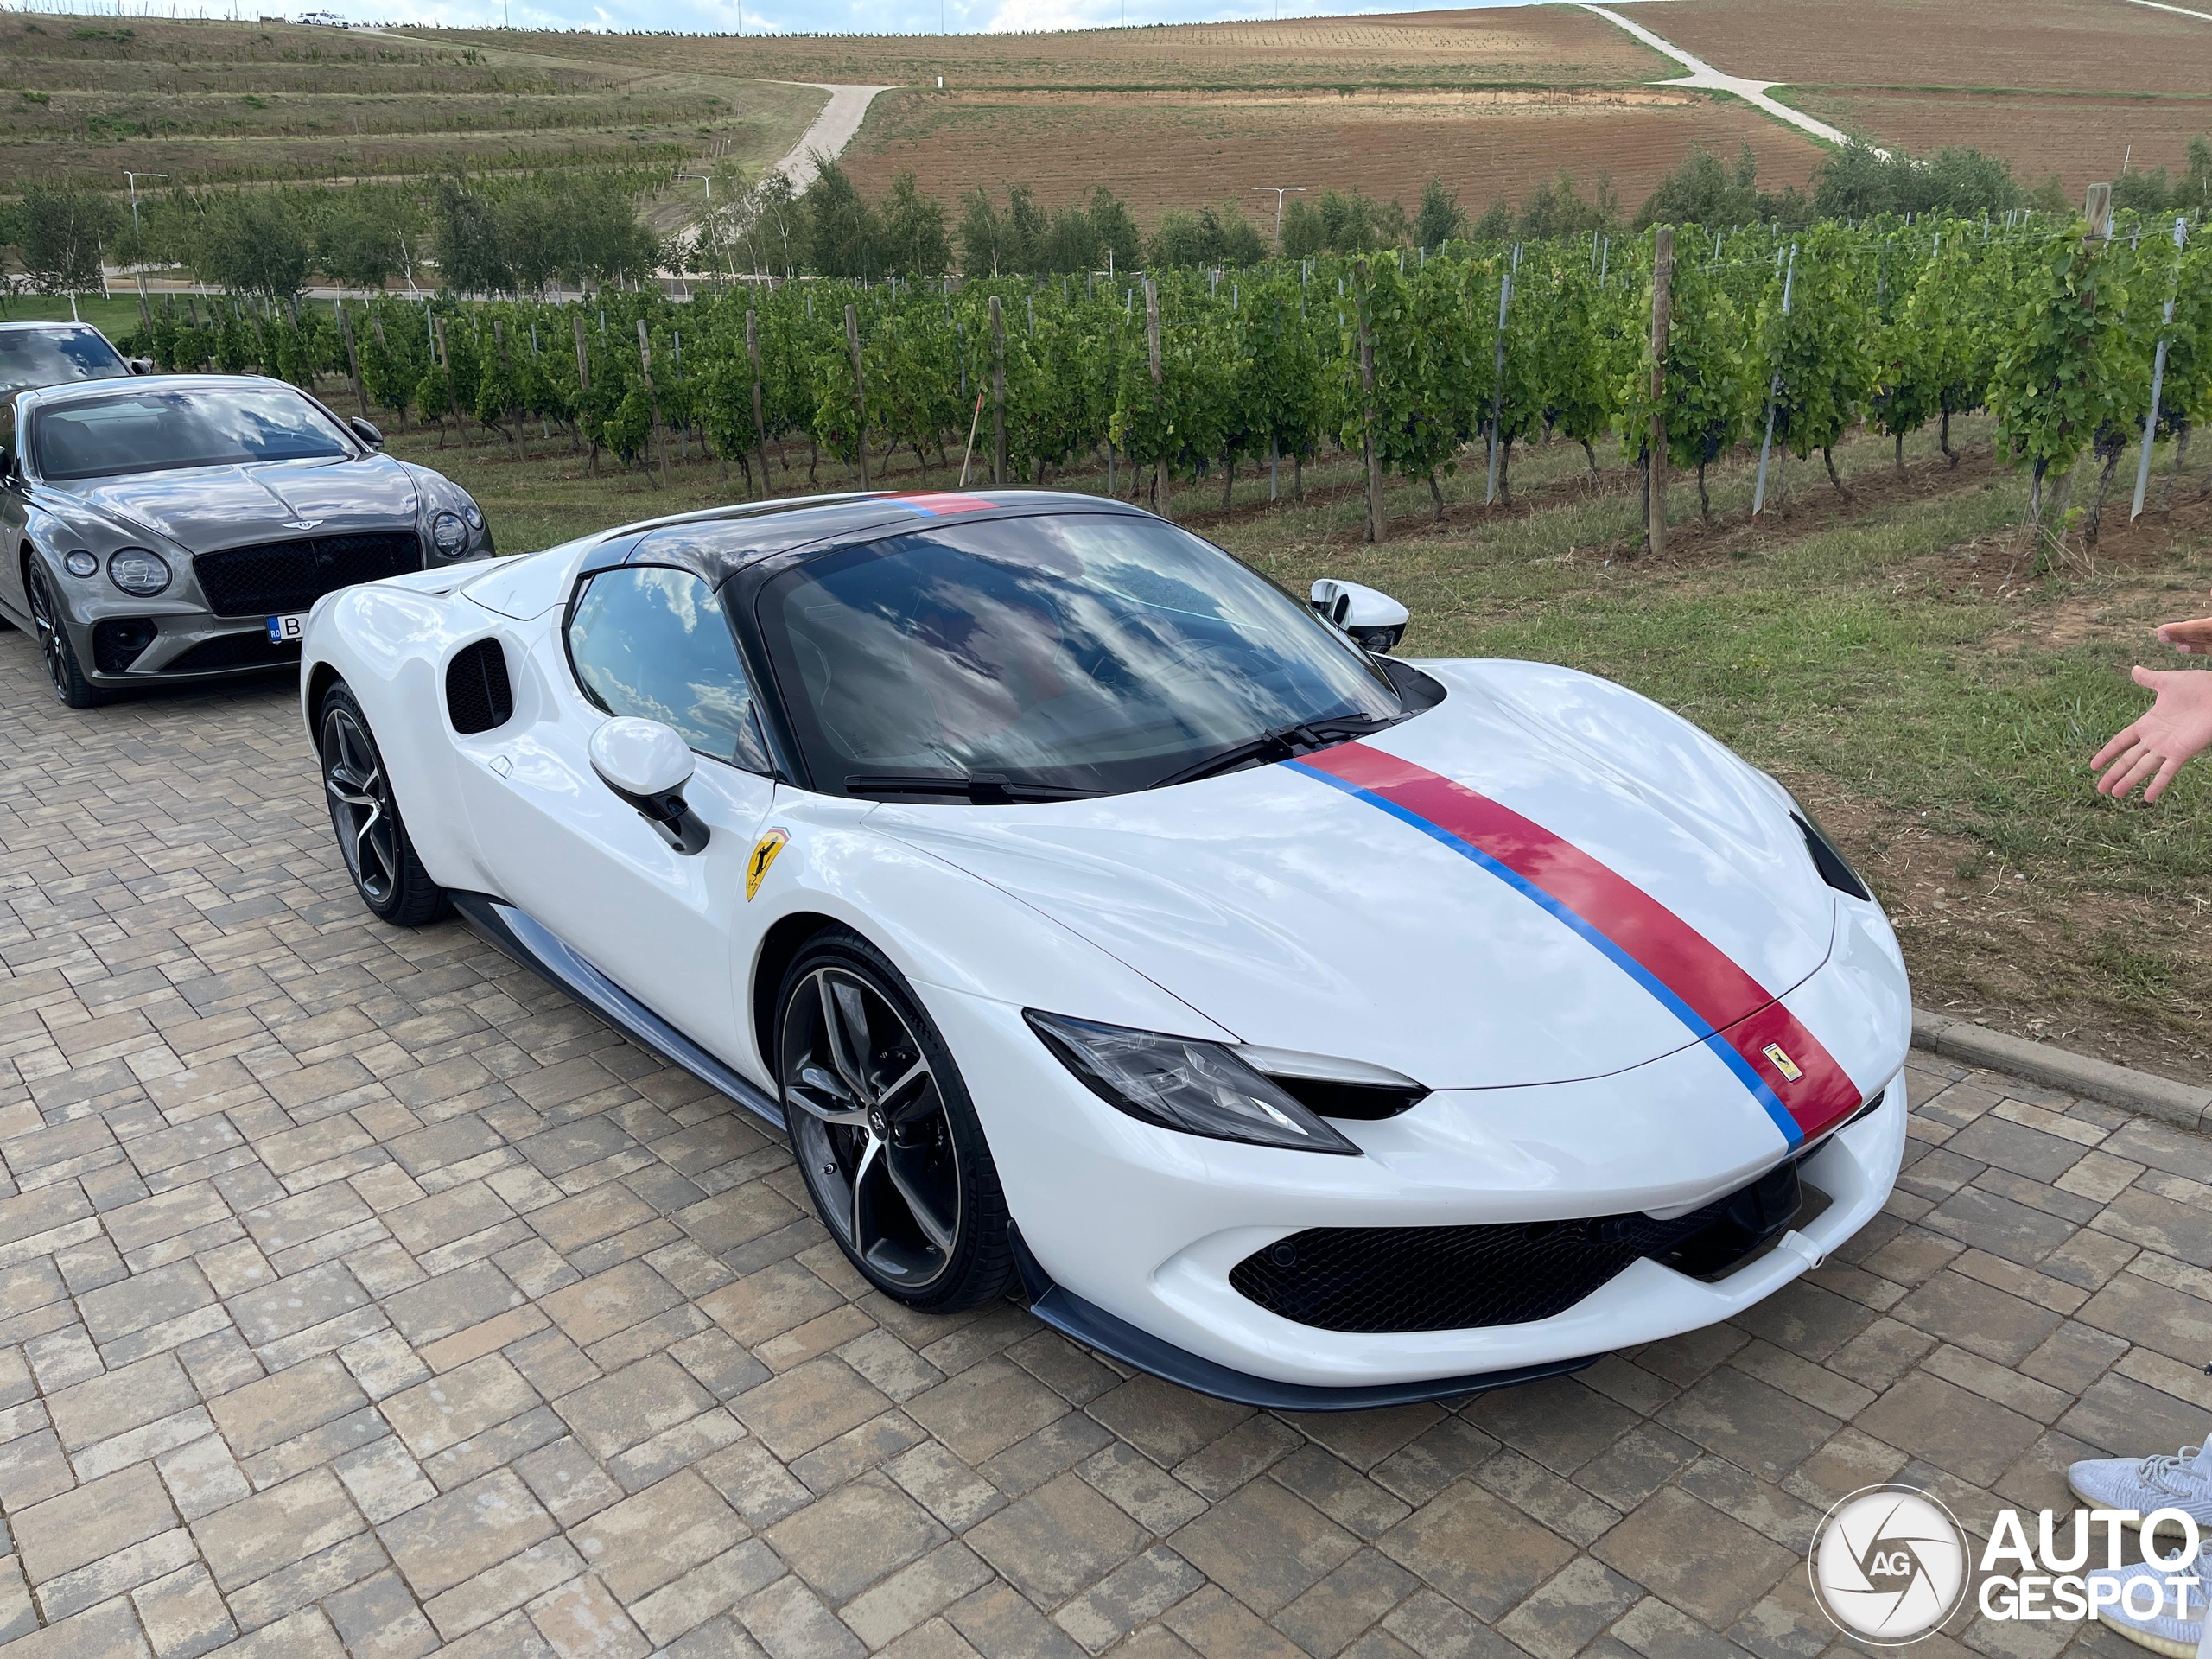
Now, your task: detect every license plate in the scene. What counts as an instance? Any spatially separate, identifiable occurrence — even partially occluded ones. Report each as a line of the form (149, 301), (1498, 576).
(265, 613), (306, 644)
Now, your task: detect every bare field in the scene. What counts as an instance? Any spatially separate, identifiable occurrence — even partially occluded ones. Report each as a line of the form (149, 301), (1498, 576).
(401, 6), (1669, 89)
(0, 13), (823, 194)
(842, 84), (1829, 217)
(1781, 86), (2212, 193)
(1647, 0), (2211, 96)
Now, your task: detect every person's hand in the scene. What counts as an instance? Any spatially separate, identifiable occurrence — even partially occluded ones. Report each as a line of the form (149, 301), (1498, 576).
(2154, 588), (2212, 654)
(2092, 665), (2212, 802)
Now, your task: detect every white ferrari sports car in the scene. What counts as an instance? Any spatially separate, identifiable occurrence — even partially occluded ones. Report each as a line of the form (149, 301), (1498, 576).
(300, 490), (1910, 1408)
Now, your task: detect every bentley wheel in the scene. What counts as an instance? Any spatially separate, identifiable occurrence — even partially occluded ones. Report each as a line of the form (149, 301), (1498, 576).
(319, 682), (448, 927)
(778, 929), (1012, 1312)
(26, 563), (105, 709)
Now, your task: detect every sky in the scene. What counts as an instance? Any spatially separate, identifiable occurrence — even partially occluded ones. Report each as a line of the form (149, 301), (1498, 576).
(48, 0), (1546, 42)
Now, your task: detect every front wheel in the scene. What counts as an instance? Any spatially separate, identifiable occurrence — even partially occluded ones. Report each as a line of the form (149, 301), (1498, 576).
(777, 929), (1013, 1312)
(27, 562), (105, 709)
(319, 681), (447, 927)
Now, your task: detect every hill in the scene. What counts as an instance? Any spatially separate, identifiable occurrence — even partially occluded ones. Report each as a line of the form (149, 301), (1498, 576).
(0, 12), (825, 209)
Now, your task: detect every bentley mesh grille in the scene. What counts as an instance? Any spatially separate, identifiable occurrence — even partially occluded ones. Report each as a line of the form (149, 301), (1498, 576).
(445, 638), (513, 734)
(165, 631), (303, 673)
(193, 530), (420, 617)
(1230, 1160), (1805, 1333)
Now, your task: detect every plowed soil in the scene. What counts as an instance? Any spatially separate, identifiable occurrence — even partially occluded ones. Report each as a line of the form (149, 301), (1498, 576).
(405, 7), (1668, 91)
(840, 85), (1829, 219)
(1646, 0), (2211, 97)
(1780, 86), (2212, 196)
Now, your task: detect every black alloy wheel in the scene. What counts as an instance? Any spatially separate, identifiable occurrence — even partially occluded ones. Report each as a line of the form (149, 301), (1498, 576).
(319, 682), (447, 926)
(778, 929), (1011, 1311)
(26, 562), (104, 709)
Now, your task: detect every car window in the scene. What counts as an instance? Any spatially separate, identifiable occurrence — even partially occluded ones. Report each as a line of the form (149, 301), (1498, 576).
(30, 385), (352, 480)
(0, 327), (127, 395)
(567, 565), (769, 772)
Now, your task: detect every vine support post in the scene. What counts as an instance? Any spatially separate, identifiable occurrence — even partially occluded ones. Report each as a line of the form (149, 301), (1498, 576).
(1146, 278), (1170, 520)
(1353, 259), (1384, 545)
(1647, 226), (1673, 557)
(2133, 216), (2188, 522)
(433, 314), (460, 448)
(746, 308), (770, 499)
(571, 312), (589, 396)
(639, 318), (669, 487)
(493, 319), (518, 458)
(337, 302), (367, 417)
(1752, 243), (1797, 518)
(990, 295), (1007, 489)
(844, 303), (870, 491)
(1485, 250), (1515, 506)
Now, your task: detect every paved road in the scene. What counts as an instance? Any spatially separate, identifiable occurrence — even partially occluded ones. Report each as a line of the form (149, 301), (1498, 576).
(1577, 5), (1883, 157)
(0, 628), (2201, 1657)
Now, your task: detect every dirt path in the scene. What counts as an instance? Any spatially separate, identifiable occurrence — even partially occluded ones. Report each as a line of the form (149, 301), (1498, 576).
(1576, 3), (1883, 155)
(776, 82), (894, 193)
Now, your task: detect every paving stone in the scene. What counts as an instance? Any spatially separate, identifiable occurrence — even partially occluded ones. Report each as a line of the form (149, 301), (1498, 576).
(14, 1462), (177, 1585)
(1376, 1481), (1576, 1622)
(572, 1468), (748, 1604)
(1168, 1474), (1358, 1618)
(193, 1465), (365, 1592)
(378, 1468), (559, 1599)
(1591, 1486), (1793, 1629)
(766, 1472), (948, 1601)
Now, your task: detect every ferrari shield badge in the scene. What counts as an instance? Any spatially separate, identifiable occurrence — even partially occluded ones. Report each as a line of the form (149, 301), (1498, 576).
(1762, 1043), (1804, 1083)
(746, 829), (789, 901)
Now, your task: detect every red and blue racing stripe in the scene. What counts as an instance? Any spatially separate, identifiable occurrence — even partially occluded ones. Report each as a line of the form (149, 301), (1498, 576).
(1287, 742), (1862, 1146)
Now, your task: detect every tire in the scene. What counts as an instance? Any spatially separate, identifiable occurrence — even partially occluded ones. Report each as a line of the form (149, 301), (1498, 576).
(318, 681), (448, 927)
(26, 561), (105, 709)
(776, 927), (1013, 1313)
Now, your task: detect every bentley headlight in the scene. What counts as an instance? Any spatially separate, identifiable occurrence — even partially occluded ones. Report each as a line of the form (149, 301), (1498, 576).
(431, 511), (468, 557)
(108, 548), (170, 596)
(63, 550), (98, 578)
(1026, 1012), (1361, 1155)
(463, 502), (484, 531)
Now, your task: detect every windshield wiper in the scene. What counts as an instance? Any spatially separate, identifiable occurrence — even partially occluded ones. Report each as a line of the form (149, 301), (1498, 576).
(845, 772), (1103, 804)
(1143, 713), (1394, 791)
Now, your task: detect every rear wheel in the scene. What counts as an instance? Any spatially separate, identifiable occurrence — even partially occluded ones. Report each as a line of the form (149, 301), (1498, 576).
(27, 562), (105, 709)
(777, 929), (1012, 1312)
(319, 681), (447, 926)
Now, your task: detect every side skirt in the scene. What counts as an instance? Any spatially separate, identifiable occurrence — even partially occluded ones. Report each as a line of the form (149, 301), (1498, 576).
(1009, 1228), (1599, 1412)
(450, 891), (785, 1132)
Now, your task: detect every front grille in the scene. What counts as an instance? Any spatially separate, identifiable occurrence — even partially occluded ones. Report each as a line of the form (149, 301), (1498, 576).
(92, 617), (157, 673)
(193, 530), (420, 617)
(445, 637), (513, 734)
(165, 631), (303, 673)
(1230, 1160), (1805, 1333)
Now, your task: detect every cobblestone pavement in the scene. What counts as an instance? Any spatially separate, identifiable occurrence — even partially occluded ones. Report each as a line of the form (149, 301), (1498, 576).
(0, 638), (2198, 1659)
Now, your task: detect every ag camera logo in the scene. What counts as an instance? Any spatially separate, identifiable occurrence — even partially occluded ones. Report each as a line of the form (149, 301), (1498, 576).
(1809, 1484), (1971, 1644)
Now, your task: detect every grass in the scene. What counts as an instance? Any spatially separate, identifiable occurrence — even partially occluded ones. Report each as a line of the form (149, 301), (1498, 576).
(372, 399), (2212, 1080)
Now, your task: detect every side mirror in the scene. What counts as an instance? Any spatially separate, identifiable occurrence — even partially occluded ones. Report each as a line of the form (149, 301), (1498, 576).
(589, 717), (710, 855)
(348, 416), (385, 448)
(128, 358), (153, 376)
(1311, 579), (1410, 654)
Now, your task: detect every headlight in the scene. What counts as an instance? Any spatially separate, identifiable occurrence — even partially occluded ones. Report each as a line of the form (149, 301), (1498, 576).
(63, 550), (98, 578)
(1026, 1011), (1361, 1154)
(463, 502), (484, 531)
(108, 548), (170, 596)
(431, 511), (467, 556)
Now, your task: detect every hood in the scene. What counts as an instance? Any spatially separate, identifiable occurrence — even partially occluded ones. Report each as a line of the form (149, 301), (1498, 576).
(56, 454), (420, 553)
(870, 660), (1837, 1090)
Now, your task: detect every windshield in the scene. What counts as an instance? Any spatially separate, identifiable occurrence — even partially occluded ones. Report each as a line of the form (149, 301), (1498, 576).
(0, 327), (127, 396)
(756, 512), (1404, 799)
(31, 385), (353, 481)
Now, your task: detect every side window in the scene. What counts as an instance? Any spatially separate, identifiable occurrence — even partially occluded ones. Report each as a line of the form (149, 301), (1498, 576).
(567, 565), (769, 772)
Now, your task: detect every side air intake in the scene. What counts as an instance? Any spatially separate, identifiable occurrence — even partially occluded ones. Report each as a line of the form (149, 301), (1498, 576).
(445, 638), (513, 734)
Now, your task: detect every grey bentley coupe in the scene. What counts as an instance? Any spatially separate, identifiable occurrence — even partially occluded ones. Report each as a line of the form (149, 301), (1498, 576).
(0, 373), (493, 707)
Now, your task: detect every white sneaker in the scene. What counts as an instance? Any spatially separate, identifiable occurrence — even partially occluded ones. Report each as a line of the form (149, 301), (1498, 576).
(2087, 1555), (2207, 1659)
(2071, 1444), (2212, 1527)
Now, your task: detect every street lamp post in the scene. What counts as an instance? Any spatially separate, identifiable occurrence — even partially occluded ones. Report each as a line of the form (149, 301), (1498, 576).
(124, 170), (166, 256)
(1250, 185), (1306, 257)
